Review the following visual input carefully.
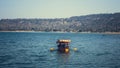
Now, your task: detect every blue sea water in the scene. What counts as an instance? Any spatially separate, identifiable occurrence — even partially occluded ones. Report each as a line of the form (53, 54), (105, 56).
(0, 32), (120, 68)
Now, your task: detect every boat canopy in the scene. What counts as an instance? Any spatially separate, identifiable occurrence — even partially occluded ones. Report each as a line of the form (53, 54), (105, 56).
(57, 40), (71, 43)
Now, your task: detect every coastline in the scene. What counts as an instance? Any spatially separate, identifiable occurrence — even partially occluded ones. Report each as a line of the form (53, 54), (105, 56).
(0, 31), (120, 34)
(100, 32), (120, 34)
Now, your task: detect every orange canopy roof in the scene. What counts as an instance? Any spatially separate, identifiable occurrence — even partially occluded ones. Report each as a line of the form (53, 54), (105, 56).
(57, 40), (71, 43)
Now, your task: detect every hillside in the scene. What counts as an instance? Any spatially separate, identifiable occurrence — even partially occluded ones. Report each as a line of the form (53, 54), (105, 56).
(0, 13), (120, 32)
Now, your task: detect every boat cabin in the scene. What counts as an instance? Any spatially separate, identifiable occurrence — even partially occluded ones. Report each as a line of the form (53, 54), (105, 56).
(56, 40), (71, 53)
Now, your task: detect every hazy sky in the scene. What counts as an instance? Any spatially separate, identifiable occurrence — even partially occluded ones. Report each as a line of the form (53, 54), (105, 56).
(0, 0), (120, 19)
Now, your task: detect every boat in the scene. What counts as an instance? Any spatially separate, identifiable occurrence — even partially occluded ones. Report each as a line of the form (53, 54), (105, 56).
(56, 39), (71, 53)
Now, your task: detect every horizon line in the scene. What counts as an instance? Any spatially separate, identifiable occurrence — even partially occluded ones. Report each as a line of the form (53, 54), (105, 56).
(0, 12), (120, 19)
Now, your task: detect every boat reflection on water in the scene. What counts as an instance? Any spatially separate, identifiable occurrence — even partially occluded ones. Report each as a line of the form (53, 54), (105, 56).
(56, 52), (70, 65)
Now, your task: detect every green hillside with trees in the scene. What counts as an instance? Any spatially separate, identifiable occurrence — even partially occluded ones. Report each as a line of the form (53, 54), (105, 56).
(0, 13), (120, 32)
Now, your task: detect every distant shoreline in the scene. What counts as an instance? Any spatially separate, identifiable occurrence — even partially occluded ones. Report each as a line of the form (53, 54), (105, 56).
(0, 31), (120, 34)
